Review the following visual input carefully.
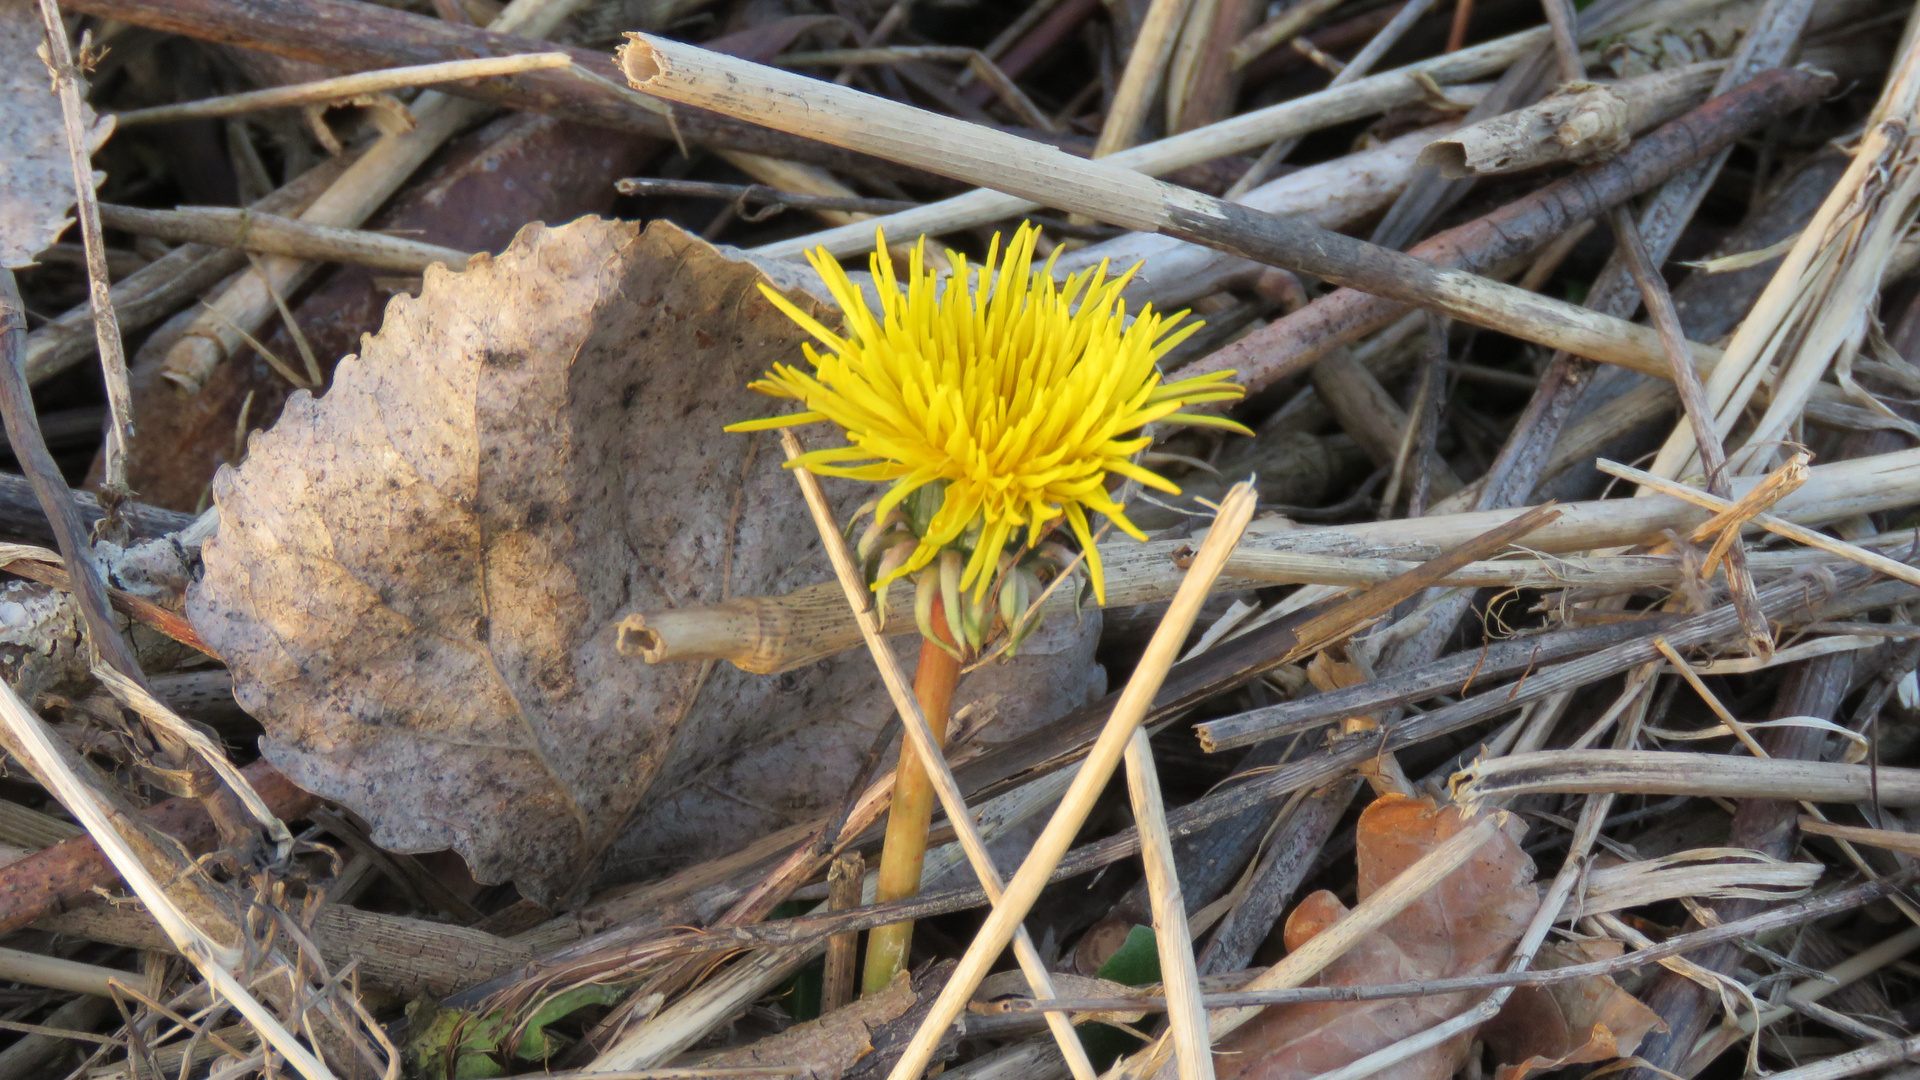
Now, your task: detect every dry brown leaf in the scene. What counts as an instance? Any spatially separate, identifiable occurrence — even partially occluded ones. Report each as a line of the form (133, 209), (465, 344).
(190, 217), (939, 905)
(1480, 939), (1666, 1080)
(0, 0), (107, 269)
(1214, 794), (1536, 1080)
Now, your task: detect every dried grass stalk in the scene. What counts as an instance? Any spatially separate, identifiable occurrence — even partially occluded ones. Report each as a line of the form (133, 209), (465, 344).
(752, 29), (1546, 258)
(621, 447), (1920, 673)
(1456, 750), (1920, 806)
(111, 52), (572, 125)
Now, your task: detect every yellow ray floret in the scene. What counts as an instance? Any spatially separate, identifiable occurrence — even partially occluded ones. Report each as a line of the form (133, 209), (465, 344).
(729, 223), (1249, 605)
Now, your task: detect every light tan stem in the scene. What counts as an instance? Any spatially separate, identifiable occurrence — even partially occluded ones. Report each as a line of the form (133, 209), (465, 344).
(95, 204), (472, 273)
(715, 151), (868, 227)
(1094, 0), (1195, 157)
(34, 0), (130, 490)
(1228, 0), (1345, 70)
(1124, 725), (1215, 1080)
(822, 851), (864, 1013)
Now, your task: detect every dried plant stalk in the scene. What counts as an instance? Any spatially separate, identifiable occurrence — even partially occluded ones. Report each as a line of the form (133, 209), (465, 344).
(1228, 0), (1343, 69)
(620, 447), (1920, 673)
(21, 153), (352, 386)
(111, 52), (571, 124)
(1648, 21), (1920, 481)
(1094, 0), (1193, 155)
(155, 0), (590, 393)
(95, 204), (472, 273)
(33, 0), (131, 490)
(1596, 458), (1920, 589)
(1124, 722), (1216, 1080)
(623, 38), (1777, 392)
(753, 29), (1545, 258)
(1456, 750), (1920, 805)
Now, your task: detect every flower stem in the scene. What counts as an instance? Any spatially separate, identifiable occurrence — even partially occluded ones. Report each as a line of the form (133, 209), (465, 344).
(862, 606), (962, 995)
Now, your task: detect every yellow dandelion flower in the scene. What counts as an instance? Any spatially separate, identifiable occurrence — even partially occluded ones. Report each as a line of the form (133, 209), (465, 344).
(729, 222), (1250, 606)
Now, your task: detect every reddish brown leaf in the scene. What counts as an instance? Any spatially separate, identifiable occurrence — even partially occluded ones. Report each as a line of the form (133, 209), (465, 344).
(1214, 794), (1536, 1080)
(1480, 940), (1666, 1080)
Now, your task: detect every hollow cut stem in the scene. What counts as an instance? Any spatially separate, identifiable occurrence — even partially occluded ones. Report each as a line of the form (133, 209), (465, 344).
(862, 604), (963, 995)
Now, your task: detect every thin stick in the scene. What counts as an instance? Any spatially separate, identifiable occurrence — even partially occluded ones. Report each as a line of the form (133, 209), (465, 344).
(111, 53), (572, 125)
(1538, 0), (1583, 81)
(1608, 205), (1771, 652)
(777, 431), (1099, 1080)
(1446, 0), (1473, 51)
(617, 177), (916, 215)
(1746, 1032), (1920, 1080)
(623, 38), (1719, 386)
(1457, 749), (1920, 805)
(0, 945), (133, 997)
(1095, 0), (1195, 156)
(1229, 0), (1345, 71)
(1595, 458), (1920, 590)
(1212, 545), (1867, 591)
(95, 204), (472, 273)
(623, 447), (1920, 674)
(1124, 723), (1215, 1080)
(1797, 817), (1920, 856)
(877, 484), (1258, 1080)
(0, 277), (145, 685)
(33, 0), (131, 493)
(1226, 0), (1442, 199)
(158, 0), (590, 393)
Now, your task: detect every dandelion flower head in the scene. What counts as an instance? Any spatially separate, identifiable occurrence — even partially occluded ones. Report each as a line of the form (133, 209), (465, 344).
(729, 223), (1249, 605)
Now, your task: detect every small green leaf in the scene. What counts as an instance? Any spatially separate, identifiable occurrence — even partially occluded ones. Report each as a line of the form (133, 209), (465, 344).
(1079, 924), (1161, 1070)
(1095, 925), (1161, 987)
